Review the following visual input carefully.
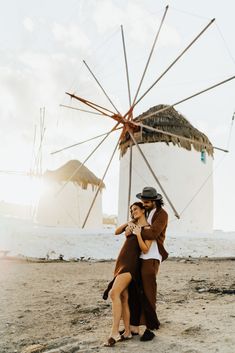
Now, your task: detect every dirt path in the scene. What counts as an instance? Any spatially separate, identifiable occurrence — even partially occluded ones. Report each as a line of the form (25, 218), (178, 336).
(0, 258), (234, 353)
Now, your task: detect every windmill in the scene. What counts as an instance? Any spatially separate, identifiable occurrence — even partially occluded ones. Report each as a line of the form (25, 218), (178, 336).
(53, 5), (234, 229)
(0, 108), (46, 218)
(0, 107), (46, 178)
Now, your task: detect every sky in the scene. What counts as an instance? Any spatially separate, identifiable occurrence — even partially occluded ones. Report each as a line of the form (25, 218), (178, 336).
(0, 0), (234, 231)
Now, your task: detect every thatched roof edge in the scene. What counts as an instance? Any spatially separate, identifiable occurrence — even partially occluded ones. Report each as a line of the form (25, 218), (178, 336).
(43, 160), (105, 190)
(119, 105), (214, 157)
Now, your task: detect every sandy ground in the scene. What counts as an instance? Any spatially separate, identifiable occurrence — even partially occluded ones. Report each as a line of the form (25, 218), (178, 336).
(0, 257), (234, 353)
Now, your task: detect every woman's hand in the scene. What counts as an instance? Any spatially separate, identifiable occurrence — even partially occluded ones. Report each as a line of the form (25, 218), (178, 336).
(132, 224), (141, 236)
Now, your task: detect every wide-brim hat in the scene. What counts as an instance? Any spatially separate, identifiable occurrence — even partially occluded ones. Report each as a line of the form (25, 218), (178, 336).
(136, 186), (162, 200)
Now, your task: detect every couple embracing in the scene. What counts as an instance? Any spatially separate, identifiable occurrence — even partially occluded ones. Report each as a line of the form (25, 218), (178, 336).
(103, 186), (168, 347)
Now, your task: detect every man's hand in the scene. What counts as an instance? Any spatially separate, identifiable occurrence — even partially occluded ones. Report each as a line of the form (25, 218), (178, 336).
(125, 222), (135, 237)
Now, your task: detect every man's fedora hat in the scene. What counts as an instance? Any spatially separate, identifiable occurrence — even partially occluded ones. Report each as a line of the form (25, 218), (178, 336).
(136, 187), (162, 201)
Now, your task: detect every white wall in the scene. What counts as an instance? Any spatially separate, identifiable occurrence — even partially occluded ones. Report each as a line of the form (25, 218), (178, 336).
(36, 181), (103, 229)
(118, 142), (213, 234)
(1, 216), (234, 260)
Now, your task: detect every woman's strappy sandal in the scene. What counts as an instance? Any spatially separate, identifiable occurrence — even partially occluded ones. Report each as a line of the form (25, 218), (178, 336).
(104, 335), (121, 347)
(119, 333), (133, 341)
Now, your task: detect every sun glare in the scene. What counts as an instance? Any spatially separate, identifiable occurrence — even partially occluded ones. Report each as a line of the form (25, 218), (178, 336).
(0, 174), (44, 205)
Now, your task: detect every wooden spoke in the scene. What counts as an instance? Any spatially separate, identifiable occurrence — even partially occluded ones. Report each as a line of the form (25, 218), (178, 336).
(121, 24), (134, 218)
(60, 104), (103, 116)
(83, 60), (121, 115)
(128, 129), (180, 218)
(132, 5), (169, 108)
(121, 25), (132, 107)
(140, 75), (235, 122)
(131, 121), (228, 153)
(55, 122), (120, 197)
(51, 126), (122, 155)
(66, 92), (117, 117)
(124, 18), (215, 117)
(82, 139), (119, 228)
(126, 143), (133, 221)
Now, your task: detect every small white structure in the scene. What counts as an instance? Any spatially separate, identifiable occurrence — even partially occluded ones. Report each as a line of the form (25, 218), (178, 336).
(118, 105), (214, 234)
(36, 160), (104, 229)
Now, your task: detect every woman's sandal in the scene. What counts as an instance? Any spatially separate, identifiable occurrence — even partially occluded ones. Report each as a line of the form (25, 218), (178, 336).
(104, 335), (121, 347)
(119, 333), (133, 341)
(119, 329), (139, 336)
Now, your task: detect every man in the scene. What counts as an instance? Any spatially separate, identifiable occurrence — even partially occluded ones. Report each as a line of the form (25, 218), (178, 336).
(129, 186), (168, 341)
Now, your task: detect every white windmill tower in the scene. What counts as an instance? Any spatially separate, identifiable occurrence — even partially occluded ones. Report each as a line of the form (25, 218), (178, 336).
(53, 5), (233, 230)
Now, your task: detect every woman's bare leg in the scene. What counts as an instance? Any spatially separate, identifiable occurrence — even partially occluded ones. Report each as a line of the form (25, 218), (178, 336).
(109, 272), (132, 338)
(121, 289), (131, 336)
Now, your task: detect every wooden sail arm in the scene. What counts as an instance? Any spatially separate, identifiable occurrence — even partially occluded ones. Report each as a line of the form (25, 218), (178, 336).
(127, 128), (180, 219)
(60, 104), (104, 116)
(83, 60), (121, 115)
(124, 18), (215, 118)
(131, 5), (169, 108)
(55, 122), (120, 197)
(66, 92), (116, 117)
(51, 126), (122, 155)
(82, 139), (119, 228)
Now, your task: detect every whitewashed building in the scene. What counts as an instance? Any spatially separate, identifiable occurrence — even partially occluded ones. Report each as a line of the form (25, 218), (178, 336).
(36, 160), (104, 229)
(118, 105), (214, 234)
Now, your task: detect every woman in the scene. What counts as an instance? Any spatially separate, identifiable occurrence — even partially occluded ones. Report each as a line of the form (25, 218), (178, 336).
(103, 202), (152, 347)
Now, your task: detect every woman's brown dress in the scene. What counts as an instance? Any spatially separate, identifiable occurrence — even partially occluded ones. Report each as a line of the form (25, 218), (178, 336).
(103, 233), (160, 330)
(114, 233), (140, 278)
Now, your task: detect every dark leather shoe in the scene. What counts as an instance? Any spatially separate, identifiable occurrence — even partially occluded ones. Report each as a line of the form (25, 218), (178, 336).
(140, 329), (155, 341)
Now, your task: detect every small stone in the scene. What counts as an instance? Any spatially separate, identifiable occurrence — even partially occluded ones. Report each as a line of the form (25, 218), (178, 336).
(197, 288), (207, 293)
(21, 344), (46, 353)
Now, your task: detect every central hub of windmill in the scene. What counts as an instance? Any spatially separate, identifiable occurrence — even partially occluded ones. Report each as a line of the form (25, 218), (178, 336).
(112, 112), (139, 133)
(112, 113), (140, 142)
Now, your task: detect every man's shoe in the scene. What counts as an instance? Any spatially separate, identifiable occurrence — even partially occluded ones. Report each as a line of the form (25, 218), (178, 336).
(140, 329), (155, 341)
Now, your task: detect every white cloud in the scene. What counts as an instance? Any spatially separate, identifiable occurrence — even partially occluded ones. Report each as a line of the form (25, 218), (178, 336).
(52, 23), (90, 50)
(92, 1), (181, 47)
(23, 17), (35, 32)
(92, 1), (124, 33)
(0, 49), (115, 173)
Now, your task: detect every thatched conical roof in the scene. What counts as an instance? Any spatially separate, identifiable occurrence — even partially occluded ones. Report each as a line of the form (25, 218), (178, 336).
(120, 104), (213, 157)
(44, 160), (105, 190)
